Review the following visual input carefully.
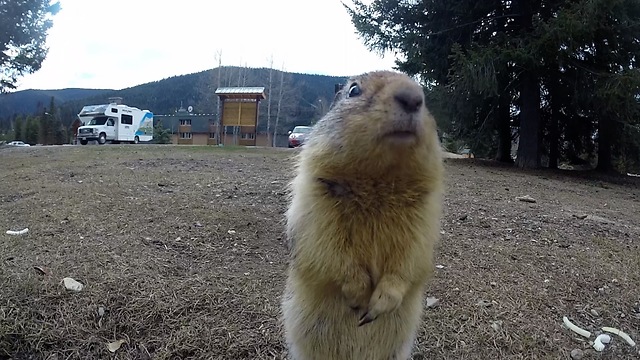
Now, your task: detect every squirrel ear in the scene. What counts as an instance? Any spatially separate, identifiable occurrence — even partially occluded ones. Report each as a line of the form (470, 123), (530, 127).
(329, 90), (344, 111)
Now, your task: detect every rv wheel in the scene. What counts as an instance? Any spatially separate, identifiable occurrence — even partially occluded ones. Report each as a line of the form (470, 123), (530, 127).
(133, 136), (139, 144)
(98, 133), (107, 145)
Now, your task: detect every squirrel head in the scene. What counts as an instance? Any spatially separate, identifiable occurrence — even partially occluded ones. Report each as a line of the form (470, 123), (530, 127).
(303, 71), (440, 176)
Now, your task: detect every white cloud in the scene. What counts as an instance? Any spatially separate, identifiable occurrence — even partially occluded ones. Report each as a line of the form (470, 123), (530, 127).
(14, 0), (398, 91)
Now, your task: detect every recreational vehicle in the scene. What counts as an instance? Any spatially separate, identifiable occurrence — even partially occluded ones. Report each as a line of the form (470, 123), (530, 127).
(76, 103), (153, 145)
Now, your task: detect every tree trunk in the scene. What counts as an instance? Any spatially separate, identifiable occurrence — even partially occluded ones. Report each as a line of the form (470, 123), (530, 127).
(215, 51), (222, 144)
(595, 116), (613, 172)
(593, 38), (614, 173)
(266, 56), (273, 147)
(548, 90), (560, 170)
(548, 118), (559, 169)
(495, 90), (513, 163)
(273, 67), (285, 147)
(514, 0), (541, 169)
(494, 5), (513, 163)
(515, 70), (542, 169)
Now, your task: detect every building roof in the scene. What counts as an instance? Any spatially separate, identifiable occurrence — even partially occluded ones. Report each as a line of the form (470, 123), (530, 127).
(154, 114), (217, 133)
(155, 113), (217, 117)
(215, 87), (266, 99)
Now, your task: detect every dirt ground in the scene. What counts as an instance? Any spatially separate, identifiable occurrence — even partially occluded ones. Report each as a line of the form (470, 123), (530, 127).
(0, 144), (638, 360)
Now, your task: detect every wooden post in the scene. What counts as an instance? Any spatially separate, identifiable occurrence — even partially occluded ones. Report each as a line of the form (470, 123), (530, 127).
(254, 97), (260, 146)
(236, 100), (242, 145)
(218, 97), (224, 145)
(220, 97), (226, 146)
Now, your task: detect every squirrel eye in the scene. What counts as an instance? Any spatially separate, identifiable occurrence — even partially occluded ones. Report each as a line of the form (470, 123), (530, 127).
(348, 83), (362, 98)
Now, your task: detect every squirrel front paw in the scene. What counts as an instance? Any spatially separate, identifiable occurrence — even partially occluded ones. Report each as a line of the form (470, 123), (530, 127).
(341, 270), (372, 311)
(358, 281), (404, 326)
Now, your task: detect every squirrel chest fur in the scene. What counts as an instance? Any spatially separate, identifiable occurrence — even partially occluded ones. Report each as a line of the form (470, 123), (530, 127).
(281, 70), (444, 360)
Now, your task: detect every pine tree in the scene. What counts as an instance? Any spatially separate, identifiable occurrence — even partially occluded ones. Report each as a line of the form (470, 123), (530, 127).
(14, 115), (24, 141)
(1, 0), (61, 92)
(153, 120), (171, 144)
(54, 124), (67, 144)
(24, 116), (39, 145)
(345, 0), (640, 172)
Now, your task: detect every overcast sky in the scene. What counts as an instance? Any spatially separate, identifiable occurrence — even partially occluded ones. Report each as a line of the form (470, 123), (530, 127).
(14, 0), (398, 91)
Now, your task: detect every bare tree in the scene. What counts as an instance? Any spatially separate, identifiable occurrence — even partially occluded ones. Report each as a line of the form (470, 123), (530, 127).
(266, 55), (274, 146)
(231, 61), (253, 145)
(273, 65), (285, 147)
(314, 97), (329, 124)
(237, 60), (244, 86)
(272, 63), (305, 147)
(266, 65), (303, 147)
(215, 49), (222, 143)
(194, 49), (224, 115)
(241, 62), (250, 87)
(224, 66), (236, 87)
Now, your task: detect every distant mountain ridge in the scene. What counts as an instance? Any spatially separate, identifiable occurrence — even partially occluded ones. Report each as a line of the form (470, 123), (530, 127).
(0, 88), (113, 117)
(0, 67), (348, 134)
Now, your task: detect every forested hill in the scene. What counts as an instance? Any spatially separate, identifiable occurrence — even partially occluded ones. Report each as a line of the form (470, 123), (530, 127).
(0, 88), (112, 118)
(0, 66), (348, 133)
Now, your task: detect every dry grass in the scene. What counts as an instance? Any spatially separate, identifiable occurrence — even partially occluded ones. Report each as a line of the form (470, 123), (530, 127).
(0, 144), (638, 359)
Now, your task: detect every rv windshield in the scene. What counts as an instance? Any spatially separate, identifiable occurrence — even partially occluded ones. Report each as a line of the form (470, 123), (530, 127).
(88, 116), (109, 125)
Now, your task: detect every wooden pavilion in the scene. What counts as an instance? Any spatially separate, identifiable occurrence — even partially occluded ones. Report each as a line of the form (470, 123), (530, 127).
(214, 87), (267, 146)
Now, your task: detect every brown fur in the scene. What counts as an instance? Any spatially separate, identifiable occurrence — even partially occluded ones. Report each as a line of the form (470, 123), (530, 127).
(281, 70), (444, 360)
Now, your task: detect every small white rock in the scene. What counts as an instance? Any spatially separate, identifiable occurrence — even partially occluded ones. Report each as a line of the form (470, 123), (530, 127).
(516, 195), (537, 203)
(490, 320), (503, 331)
(570, 348), (583, 359)
(62, 277), (84, 292)
(107, 339), (126, 353)
(425, 297), (440, 308)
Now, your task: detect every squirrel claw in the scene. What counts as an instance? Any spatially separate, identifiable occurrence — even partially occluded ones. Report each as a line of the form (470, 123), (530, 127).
(357, 311), (376, 327)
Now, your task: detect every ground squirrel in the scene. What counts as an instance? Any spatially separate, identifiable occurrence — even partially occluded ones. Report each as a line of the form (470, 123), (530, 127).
(281, 70), (444, 360)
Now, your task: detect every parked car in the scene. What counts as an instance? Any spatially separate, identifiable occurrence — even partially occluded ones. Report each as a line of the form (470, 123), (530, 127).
(288, 126), (312, 148)
(7, 141), (30, 147)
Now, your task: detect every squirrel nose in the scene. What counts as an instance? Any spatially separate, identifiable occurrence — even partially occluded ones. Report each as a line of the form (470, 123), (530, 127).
(394, 87), (423, 113)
